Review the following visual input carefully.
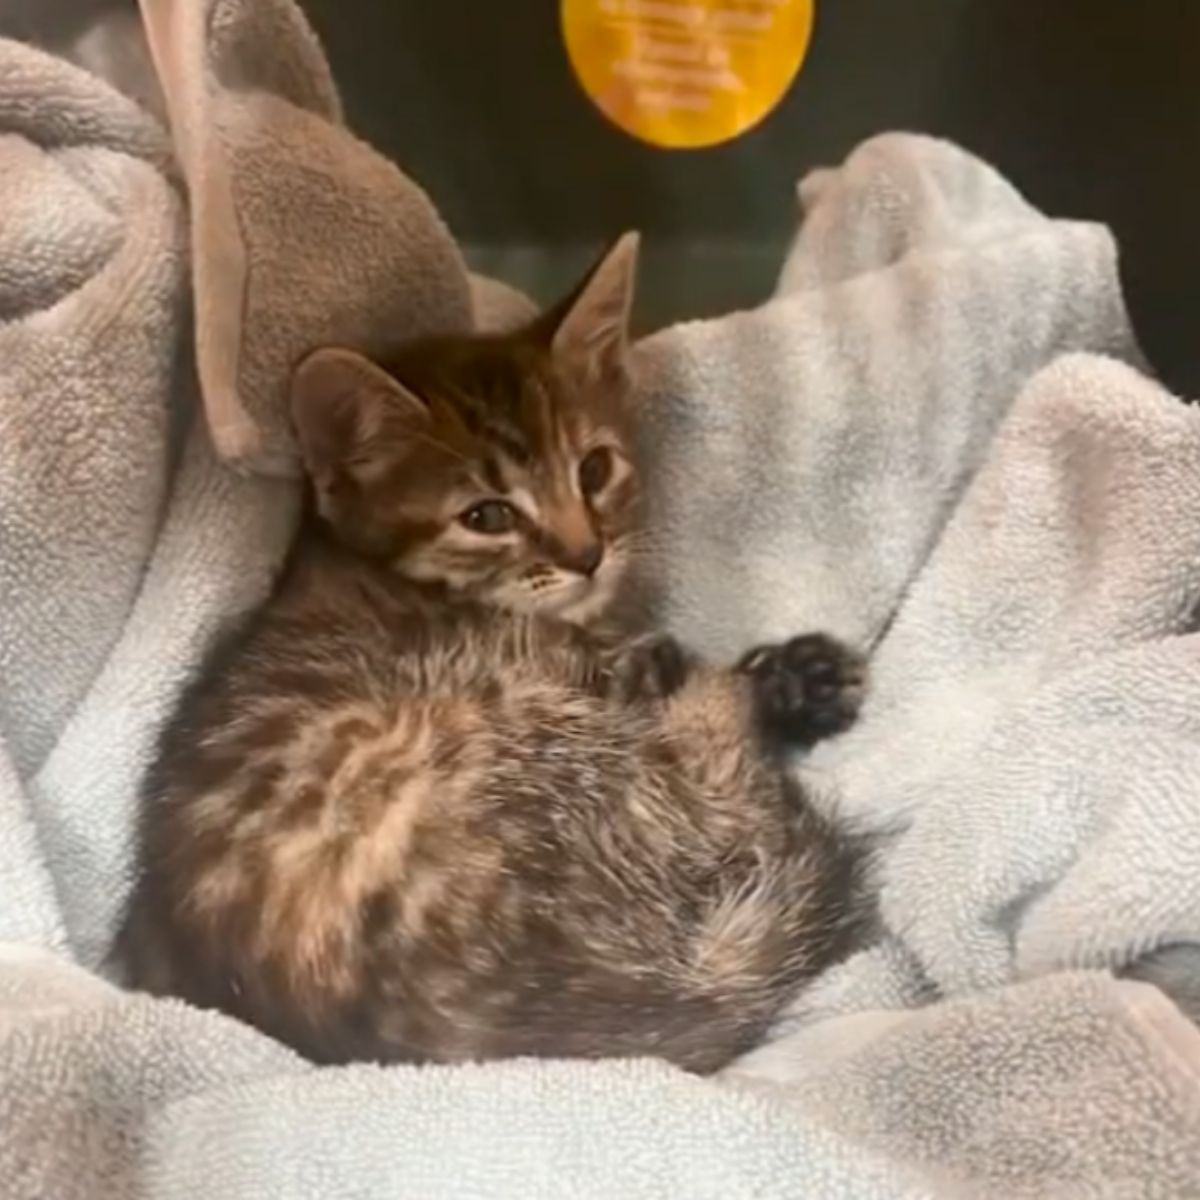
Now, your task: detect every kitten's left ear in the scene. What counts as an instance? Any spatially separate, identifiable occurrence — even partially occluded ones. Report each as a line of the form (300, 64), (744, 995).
(545, 231), (639, 385)
(290, 347), (428, 489)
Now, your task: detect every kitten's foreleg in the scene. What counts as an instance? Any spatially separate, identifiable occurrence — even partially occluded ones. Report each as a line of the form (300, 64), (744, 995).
(598, 634), (693, 703)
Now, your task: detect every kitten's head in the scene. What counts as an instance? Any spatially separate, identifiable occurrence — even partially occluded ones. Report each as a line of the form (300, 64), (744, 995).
(290, 234), (641, 624)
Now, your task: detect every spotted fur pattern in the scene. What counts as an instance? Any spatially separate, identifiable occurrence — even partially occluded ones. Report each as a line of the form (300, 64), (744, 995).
(117, 236), (865, 1072)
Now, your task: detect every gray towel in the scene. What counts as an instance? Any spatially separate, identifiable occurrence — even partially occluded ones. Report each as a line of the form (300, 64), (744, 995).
(632, 133), (1135, 659)
(735, 351), (1200, 1034)
(1, 2), (1199, 1197)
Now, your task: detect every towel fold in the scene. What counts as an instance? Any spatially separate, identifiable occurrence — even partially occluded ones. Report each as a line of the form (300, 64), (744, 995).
(632, 133), (1134, 660)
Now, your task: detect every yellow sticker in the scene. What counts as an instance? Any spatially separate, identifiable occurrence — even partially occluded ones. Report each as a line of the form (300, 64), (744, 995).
(561, 0), (815, 150)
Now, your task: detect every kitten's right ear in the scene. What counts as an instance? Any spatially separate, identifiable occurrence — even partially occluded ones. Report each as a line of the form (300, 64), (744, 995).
(290, 348), (428, 486)
(543, 232), (639, 387)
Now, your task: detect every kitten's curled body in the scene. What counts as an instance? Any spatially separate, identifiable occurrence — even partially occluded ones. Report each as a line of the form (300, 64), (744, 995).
(119, 235), (865, 1071)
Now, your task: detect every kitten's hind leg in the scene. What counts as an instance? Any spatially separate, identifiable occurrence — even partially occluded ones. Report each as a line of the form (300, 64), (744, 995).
(739, 634), (865, 747)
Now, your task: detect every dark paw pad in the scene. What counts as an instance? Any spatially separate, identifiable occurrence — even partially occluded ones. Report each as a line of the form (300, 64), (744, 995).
(610, 635), (692, 702)
(739, 633), (865, 745)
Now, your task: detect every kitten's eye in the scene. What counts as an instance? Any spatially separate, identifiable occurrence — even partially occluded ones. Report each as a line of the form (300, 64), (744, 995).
(579, 447), (614, 496)
(460, 500), (517, 535)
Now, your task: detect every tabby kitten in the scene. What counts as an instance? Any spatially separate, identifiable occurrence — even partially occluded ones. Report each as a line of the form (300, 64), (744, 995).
(118, 235), (865, 1073)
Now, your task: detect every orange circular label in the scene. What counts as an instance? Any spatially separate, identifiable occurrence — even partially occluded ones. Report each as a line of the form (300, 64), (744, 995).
(561, 0), (815, 149)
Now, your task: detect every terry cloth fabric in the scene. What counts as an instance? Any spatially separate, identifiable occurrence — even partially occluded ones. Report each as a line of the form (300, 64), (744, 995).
(1, 2), (1197, 1196)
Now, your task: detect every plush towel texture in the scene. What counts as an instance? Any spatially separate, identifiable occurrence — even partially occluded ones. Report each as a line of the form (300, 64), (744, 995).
(632, 134), (1136, 660)
(1, 2), (1198, 1196)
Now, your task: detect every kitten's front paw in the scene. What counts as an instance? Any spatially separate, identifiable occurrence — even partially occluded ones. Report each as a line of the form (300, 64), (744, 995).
(606, 635), (692, 702)
(739, 633), (865, 745)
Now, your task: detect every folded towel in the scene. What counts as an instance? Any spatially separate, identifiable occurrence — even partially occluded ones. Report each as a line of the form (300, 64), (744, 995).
(631, 133), (1135, 659)
(4, 946), (1198, 1199)
(737, 353), (1200, 1033)
(0, 38), (187, 959)
(2, 1), (1198, 1196)
(731, 969), (1200, 1198)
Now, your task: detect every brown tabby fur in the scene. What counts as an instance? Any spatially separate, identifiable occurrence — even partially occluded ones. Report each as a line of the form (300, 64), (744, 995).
(117, 235), (864, 1072)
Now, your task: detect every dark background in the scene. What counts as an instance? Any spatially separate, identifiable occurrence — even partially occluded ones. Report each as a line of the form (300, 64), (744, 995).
(4, 1), (1195, 390)
(298, 0), (1200, 394)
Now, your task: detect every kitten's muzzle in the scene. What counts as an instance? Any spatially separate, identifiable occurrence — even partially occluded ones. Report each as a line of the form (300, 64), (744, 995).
(543, 532), (604, 578)
(563, 540), (604, 578)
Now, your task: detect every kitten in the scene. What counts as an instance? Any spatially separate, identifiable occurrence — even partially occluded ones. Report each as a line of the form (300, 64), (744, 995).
(117, 235), (866, 1073)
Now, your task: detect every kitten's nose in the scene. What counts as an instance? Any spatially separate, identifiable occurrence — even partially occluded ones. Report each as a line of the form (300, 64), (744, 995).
(565, 540), (603, 578)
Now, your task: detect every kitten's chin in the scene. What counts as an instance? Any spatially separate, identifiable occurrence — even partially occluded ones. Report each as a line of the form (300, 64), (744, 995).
(551, 579), (618, 627)
(493, 567), (622, 627)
